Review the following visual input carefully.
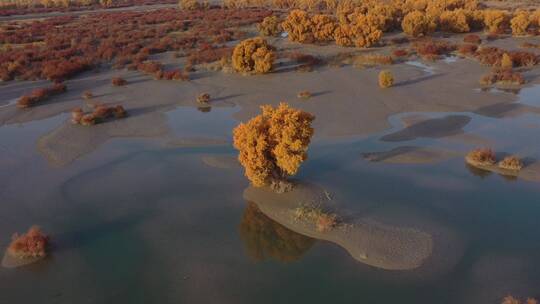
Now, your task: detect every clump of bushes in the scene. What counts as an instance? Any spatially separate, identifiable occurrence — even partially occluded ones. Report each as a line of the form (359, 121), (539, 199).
(71, 104), (127, 126)
(311, 14), (337, 42)
(17, 83), (67, 108)
(483, 9), (509, 34)
(258, 15), (282, 37)
(480, 68), (525, 86)
(232, 37), (275, 74)
(498, 155), (523, 171)
(465, 148), (496, 166)
(413, 40), (456, 60)
(281, 9), (315, 43)
(111, 77), (127, 86)
(233, 102), (315, 189)
(401, 11), (436, 37)
(378, 70), (394, 88)
(457, 43), (478, 56)
(439, 9), (470, 33)
(7, 226), (48, 260)
(510, 10), (531, 36)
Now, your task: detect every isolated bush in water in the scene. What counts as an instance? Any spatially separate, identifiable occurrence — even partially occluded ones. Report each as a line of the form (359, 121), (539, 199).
(378, 70), (394, 88)
(7, 226), (49, 259)
(258, 16), (282, 37)
(233, 103), (315, 187)
(401, 11), (436, 37)
(232, 38), (275, 74)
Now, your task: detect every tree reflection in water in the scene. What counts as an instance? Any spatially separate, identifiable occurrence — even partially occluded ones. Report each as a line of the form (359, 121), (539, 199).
(239, 202), (315, 263)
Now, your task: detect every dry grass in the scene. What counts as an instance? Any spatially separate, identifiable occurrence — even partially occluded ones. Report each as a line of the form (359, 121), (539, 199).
(293, 205), (338, 232)
(498, 155), (523, 171)
(466, 148), (496, 166)
(354, 54), (393, 68)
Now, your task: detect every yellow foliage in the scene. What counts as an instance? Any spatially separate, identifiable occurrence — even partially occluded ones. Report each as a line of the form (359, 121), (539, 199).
(282, 9), (315, 43)
(258, 16), (282, 37)
(334, 13), (383, 47)
(378, 70), (394, 88)
(483, 9), (509, 34)
(311, 14), (337, 42)
(298, 0), (322, 11)
(439, 9), (470, 33)
(501, 53), (513, 69)
(179, 0), (208, 9)
(401, 11), (436, 37)
(233, 103), (315, 187)
(369, 4), (401, 32)
(510, 11), (530, 36)
(232, 38), (275, 74)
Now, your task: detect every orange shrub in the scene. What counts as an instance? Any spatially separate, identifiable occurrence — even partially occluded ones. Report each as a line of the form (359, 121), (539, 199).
(72, 104), (127, 126)
(378, 70), (394, 88)
(483, 9), (510, 34)
(463, 34), (481, 44)
(258, 15), (282, 37)
(466, 148), (496, 165)
(17, 83), (66, 108)
(402, 11), (436, 37)
(233, 102), (315, 187)
(232, 37), (275, 74)
(439, 9), (470, 33)
(480, 68), (525, 86)
(334, 13), (383, 48)
(281, 9), (314, 43)
(311, 14), (337, 42)
(498, 155), (523, 171)
(510, 11), (530, 36)
(8, 226), (49, 259)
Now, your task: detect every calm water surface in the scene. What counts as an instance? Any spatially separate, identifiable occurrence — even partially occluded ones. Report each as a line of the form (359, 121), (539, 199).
(0, 90), (539, 304)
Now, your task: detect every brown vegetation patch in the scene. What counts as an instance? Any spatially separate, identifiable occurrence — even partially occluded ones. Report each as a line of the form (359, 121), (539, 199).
(17, 83), (66, 108)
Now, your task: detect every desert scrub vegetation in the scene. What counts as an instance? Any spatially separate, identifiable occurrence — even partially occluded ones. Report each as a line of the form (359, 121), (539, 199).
(179, 0), (208, 10)
(258, 15), (282, 37)
(510, 10), (531, 36)
(71, 104), (127, 126)
(498, 155), (523, 171)
(354, 54), (393, 68)
(378, 70), (394, 88)
(474, 47), (539, 68)
(281, 9), (315, 43)
(17, 83), (66, 108)
(480, 68), (525, 86)
(439, 9), (470, 33)
(0, 8), (272, 81)
(7, 226), (48, 260)
(483, 9), (510, 34)
(401, 11), (436, 37)
(239, 202), (314, 262)
(293, 205), (338, 232)
(233, 103), (315, 189)
(465, 148), (496, 166)
(232, 37), (275, 74)
(412, 40), (456, 60)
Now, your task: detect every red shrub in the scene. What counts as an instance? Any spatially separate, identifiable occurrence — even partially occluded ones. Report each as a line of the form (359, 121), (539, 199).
(8, 226), (49, 259)
(463, 34), (481, 44)
(17, 83), (67, 108)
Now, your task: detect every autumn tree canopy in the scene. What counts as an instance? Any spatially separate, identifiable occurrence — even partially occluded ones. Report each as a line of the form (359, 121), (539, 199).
(233, 103), (315, 187)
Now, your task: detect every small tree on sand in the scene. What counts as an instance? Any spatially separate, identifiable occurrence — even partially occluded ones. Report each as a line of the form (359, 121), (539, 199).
(232, 38), (275, 74)
(233, 103), (315, 190)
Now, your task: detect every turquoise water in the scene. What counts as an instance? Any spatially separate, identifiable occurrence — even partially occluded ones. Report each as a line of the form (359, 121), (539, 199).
(0, 90), (540, 304)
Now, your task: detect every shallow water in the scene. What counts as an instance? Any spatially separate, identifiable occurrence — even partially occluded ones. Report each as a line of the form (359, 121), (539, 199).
(1, 83), (540, 304)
